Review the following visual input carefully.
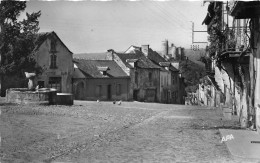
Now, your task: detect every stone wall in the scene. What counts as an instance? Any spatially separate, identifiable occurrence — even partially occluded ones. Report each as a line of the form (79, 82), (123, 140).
(6, 88), (57, 105)
(130, 68), (160, 102)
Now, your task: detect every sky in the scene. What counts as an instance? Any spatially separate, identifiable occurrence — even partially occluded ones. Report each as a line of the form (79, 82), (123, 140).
(23, 0), (208, 54)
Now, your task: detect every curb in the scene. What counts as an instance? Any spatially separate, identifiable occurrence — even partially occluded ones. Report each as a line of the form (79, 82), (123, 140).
(219, 129), (260, 162)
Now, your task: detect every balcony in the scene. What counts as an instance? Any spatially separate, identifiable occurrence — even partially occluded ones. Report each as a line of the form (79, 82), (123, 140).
(230, 1), (260, 19)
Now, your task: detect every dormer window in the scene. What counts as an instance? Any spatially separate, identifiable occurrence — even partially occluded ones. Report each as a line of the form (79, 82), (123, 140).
(159, 62), (170, 70)
(97, 66), (109, 76)
(126, 59), (138, 68)
(50, 54), (57, 69)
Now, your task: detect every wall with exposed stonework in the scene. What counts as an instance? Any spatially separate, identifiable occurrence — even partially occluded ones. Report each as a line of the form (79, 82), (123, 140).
(130, 68), (160, 102)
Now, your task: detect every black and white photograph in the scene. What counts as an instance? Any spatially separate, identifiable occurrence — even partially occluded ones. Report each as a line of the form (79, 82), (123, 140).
(0, 0), (260, 162)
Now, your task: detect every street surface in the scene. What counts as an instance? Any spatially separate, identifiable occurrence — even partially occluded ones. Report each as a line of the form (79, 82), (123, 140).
(0, 100), (242, 162)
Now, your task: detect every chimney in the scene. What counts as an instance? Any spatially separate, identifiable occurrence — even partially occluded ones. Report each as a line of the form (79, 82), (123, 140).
(141, 45), (149, 57)
(106, 49), (114, 60)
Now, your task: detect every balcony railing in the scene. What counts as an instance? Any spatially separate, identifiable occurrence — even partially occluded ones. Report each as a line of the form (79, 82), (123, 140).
(221, 25), (250, 52)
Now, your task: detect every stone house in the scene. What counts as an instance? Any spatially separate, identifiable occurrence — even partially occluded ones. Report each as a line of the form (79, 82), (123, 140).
(34, 31), (74, 93)
(73, 58), (130, 101)
(106, 47), (161, 102)
(125, 45), (182, 104)
(0, 31), (74, 96)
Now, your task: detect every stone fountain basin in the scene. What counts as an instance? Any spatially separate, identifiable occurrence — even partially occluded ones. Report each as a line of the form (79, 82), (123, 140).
(6, 88), (73, 105)
(6, 88), (57, 105)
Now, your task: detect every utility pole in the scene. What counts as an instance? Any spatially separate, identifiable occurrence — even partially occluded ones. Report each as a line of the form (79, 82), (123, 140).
(0, 1), (4, 96)
(190, 21), (208, 51)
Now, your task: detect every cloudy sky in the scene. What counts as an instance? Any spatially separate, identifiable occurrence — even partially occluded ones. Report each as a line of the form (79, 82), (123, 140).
(23, 1), (208, 54)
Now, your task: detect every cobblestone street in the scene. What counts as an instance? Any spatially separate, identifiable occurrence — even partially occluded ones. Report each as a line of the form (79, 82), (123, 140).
(0, 101), (240, 162)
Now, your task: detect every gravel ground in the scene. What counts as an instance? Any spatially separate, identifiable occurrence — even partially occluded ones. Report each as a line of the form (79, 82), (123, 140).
(0, 100), (242, 163)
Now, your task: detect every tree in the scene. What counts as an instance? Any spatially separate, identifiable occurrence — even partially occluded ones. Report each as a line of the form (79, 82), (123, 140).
(179, 59), (206, 93)
(0, 1), (41, 95)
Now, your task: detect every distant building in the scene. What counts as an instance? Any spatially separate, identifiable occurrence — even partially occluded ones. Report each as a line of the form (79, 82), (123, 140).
(107, 48), (161, 102)
(73, 58), (130, 101)
(125, 45), (183, 104)
(197, 75), (223, 107)
(107, 44), (186, 104)
(161, 40), (184, 61)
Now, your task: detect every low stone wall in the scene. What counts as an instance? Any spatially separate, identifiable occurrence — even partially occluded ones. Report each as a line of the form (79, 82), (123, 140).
(6, 88), (57, 105)
(6, 89), (49, 105)
(6, 88), (74, 105)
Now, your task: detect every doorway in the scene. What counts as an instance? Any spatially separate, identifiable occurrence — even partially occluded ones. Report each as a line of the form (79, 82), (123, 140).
(107, 85), (111, 100)
(75, 82), (84, 100)
(49, 77), (61, 92)
(133, 90), (139, 101)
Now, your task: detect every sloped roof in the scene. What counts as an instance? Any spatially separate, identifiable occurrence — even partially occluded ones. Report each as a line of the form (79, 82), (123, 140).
(73, 52), (107, 60)
(116, 51), (161, 69)
(73, 58), (129, 78)
(125, 46), (179, 72)
(159, 62), (171, 67)
(147, 49), (179, 72)
(34, 31), (73, 54)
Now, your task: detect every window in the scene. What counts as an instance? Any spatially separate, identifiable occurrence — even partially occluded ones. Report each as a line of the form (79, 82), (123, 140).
(50, 54), (57, 69)
(50, 39), (56, 52)
(172, 91), (178, 102)
(116, 84), (121, 95)
(102, 71), (107, 76)
(149, 72), (152, 82)
(95, 85), (102, 97)
(37, 81), (44, 88)
(49, 77), (61, 92)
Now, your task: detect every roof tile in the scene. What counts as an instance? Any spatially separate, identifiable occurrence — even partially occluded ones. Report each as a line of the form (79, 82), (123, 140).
(73, 58), (129, 78)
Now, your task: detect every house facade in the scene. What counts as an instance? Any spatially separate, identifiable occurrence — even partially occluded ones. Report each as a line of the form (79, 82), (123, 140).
(125, 45), (173, 103)
(126, 45), (184, 104)
(159, 68), (172, 103)
(0, 31), (74, 96)
(106, 48), (161, 102)
(202, 1), (260, 130)
(197, 75), (223, 107)
(34, 31), (74, 93)
(73, 58), (130, 101)
(107, 44), (185, 104)
(229, 1), (260, 132)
